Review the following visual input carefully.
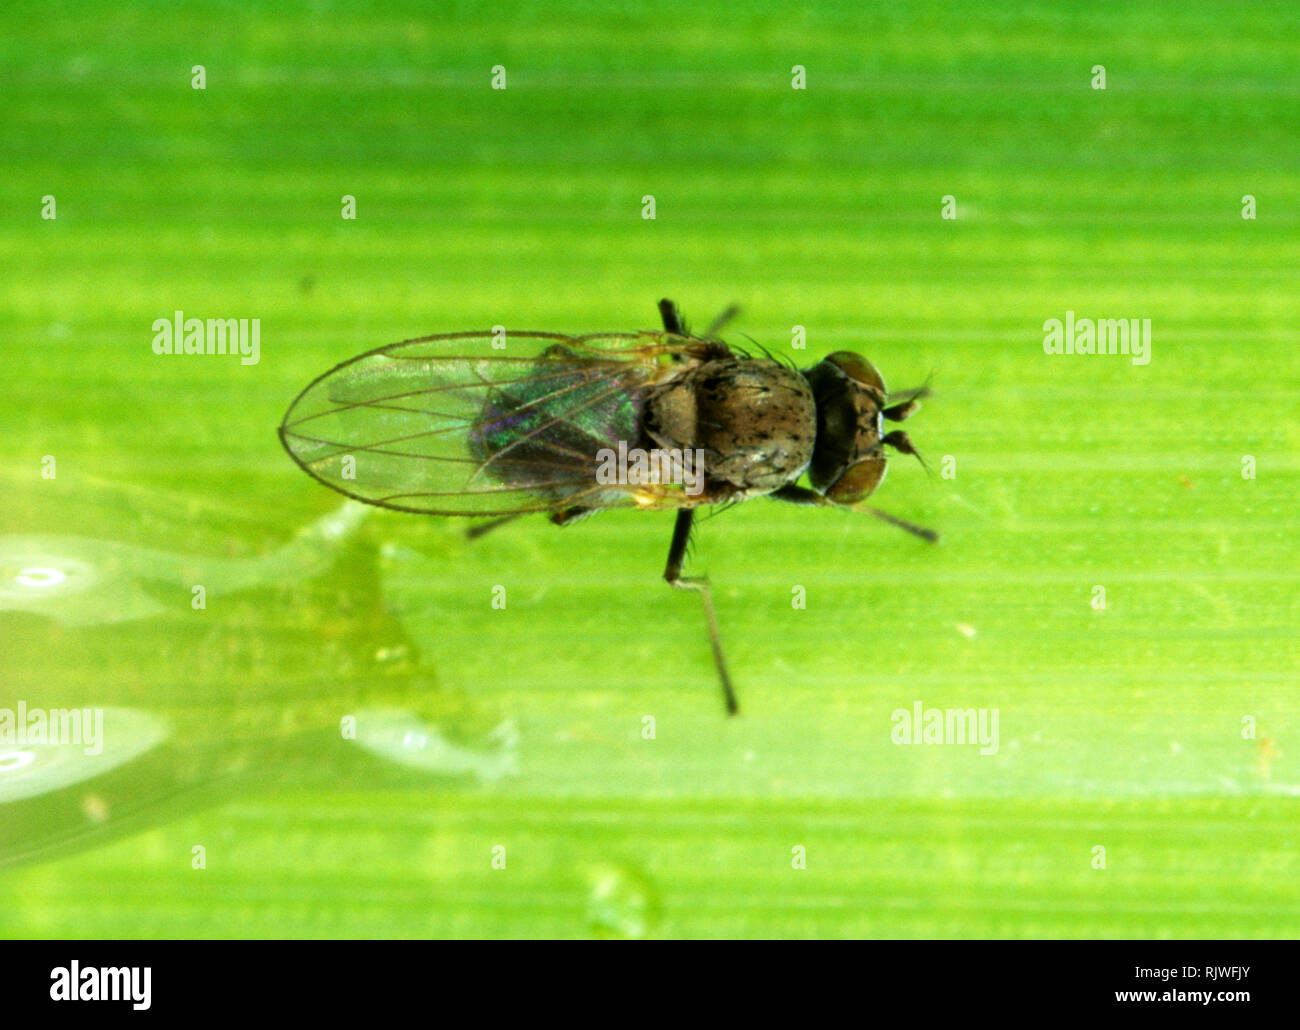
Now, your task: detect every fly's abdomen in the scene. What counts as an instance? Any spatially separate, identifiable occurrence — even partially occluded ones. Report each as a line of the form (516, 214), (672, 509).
(467, 347), (647, 494)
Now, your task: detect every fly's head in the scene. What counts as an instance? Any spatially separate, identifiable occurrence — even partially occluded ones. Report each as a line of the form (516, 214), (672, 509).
(801, 351), (926, 506)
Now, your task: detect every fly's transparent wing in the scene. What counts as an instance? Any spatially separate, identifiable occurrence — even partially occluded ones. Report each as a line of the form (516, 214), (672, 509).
(279, 331), (691, 515)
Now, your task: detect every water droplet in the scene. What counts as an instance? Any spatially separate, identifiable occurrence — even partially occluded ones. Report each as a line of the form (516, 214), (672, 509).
(0, 707), (169, 803)
(0, 501), (368, 626)
(401, 730), (429, 751)
(15, 566), (67, 589)
(0, 750), (37, 773)
(585, 863), (659, 940)
(350, 709), (519, 782)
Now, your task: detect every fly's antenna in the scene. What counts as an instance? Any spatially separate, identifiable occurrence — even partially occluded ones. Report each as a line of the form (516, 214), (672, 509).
(882, 430), (933, 481)
(886, 370), (935, 403)
(883, 372), (934, 422)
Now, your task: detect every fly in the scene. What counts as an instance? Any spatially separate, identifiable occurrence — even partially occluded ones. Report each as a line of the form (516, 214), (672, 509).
(279, 299), (936, 715)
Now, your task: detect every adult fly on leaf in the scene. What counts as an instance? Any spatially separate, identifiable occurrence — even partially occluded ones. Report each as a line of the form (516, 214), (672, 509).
(279, 299), (935, 715)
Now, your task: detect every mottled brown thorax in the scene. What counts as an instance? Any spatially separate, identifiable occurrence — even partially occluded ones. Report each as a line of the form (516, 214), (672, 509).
(644, 357), (817, 496)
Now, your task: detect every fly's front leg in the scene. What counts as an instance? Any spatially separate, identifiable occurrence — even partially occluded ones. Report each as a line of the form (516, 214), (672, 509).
(769, 484), (939, 542)
(664, 507), (739, 715)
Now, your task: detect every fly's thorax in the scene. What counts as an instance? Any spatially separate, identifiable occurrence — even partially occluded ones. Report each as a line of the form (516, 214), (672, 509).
(803, 352), (889, 504)
(645, 357), (816, 495)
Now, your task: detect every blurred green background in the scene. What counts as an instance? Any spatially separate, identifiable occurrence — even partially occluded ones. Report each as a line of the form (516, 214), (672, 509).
(2, 0), (1297, 937)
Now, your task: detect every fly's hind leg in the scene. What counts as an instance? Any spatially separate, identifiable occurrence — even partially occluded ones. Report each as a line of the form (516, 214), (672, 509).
(467, 505), (592, 539)
(664, 508), (739, 715)
(465, 514), (525, 540)
(550, 506), (595, 526)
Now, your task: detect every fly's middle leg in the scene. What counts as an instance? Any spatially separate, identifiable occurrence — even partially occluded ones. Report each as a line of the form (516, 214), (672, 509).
(659, 297), (740, 341)
(663, 507), (739, 715)
(658, 298), (685, 335)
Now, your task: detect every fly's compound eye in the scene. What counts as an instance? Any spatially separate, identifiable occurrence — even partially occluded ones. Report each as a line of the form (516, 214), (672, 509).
(824, 454), (887, 505)
(823, 352), (886, 395)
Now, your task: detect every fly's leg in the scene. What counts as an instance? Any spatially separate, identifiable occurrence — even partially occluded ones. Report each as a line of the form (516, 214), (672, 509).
(768, 484), (831, 508)
(658, 298), (685, 334)
(664, 508), (739, 715)
(659, 298), (734, 365)
(465, 514), (525, 540)
(703, 304), (741, 339)
(550, 506), (594, 526)
(659, 297), (740, 341)
(860, 505), (939, 542)
(467, 505), (592, 539)
(769, 484), (939, 543)
(660, 297), (738, 712)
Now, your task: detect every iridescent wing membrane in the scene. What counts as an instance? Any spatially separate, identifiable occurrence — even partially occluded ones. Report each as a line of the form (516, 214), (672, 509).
(280, 331), (693, 516)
